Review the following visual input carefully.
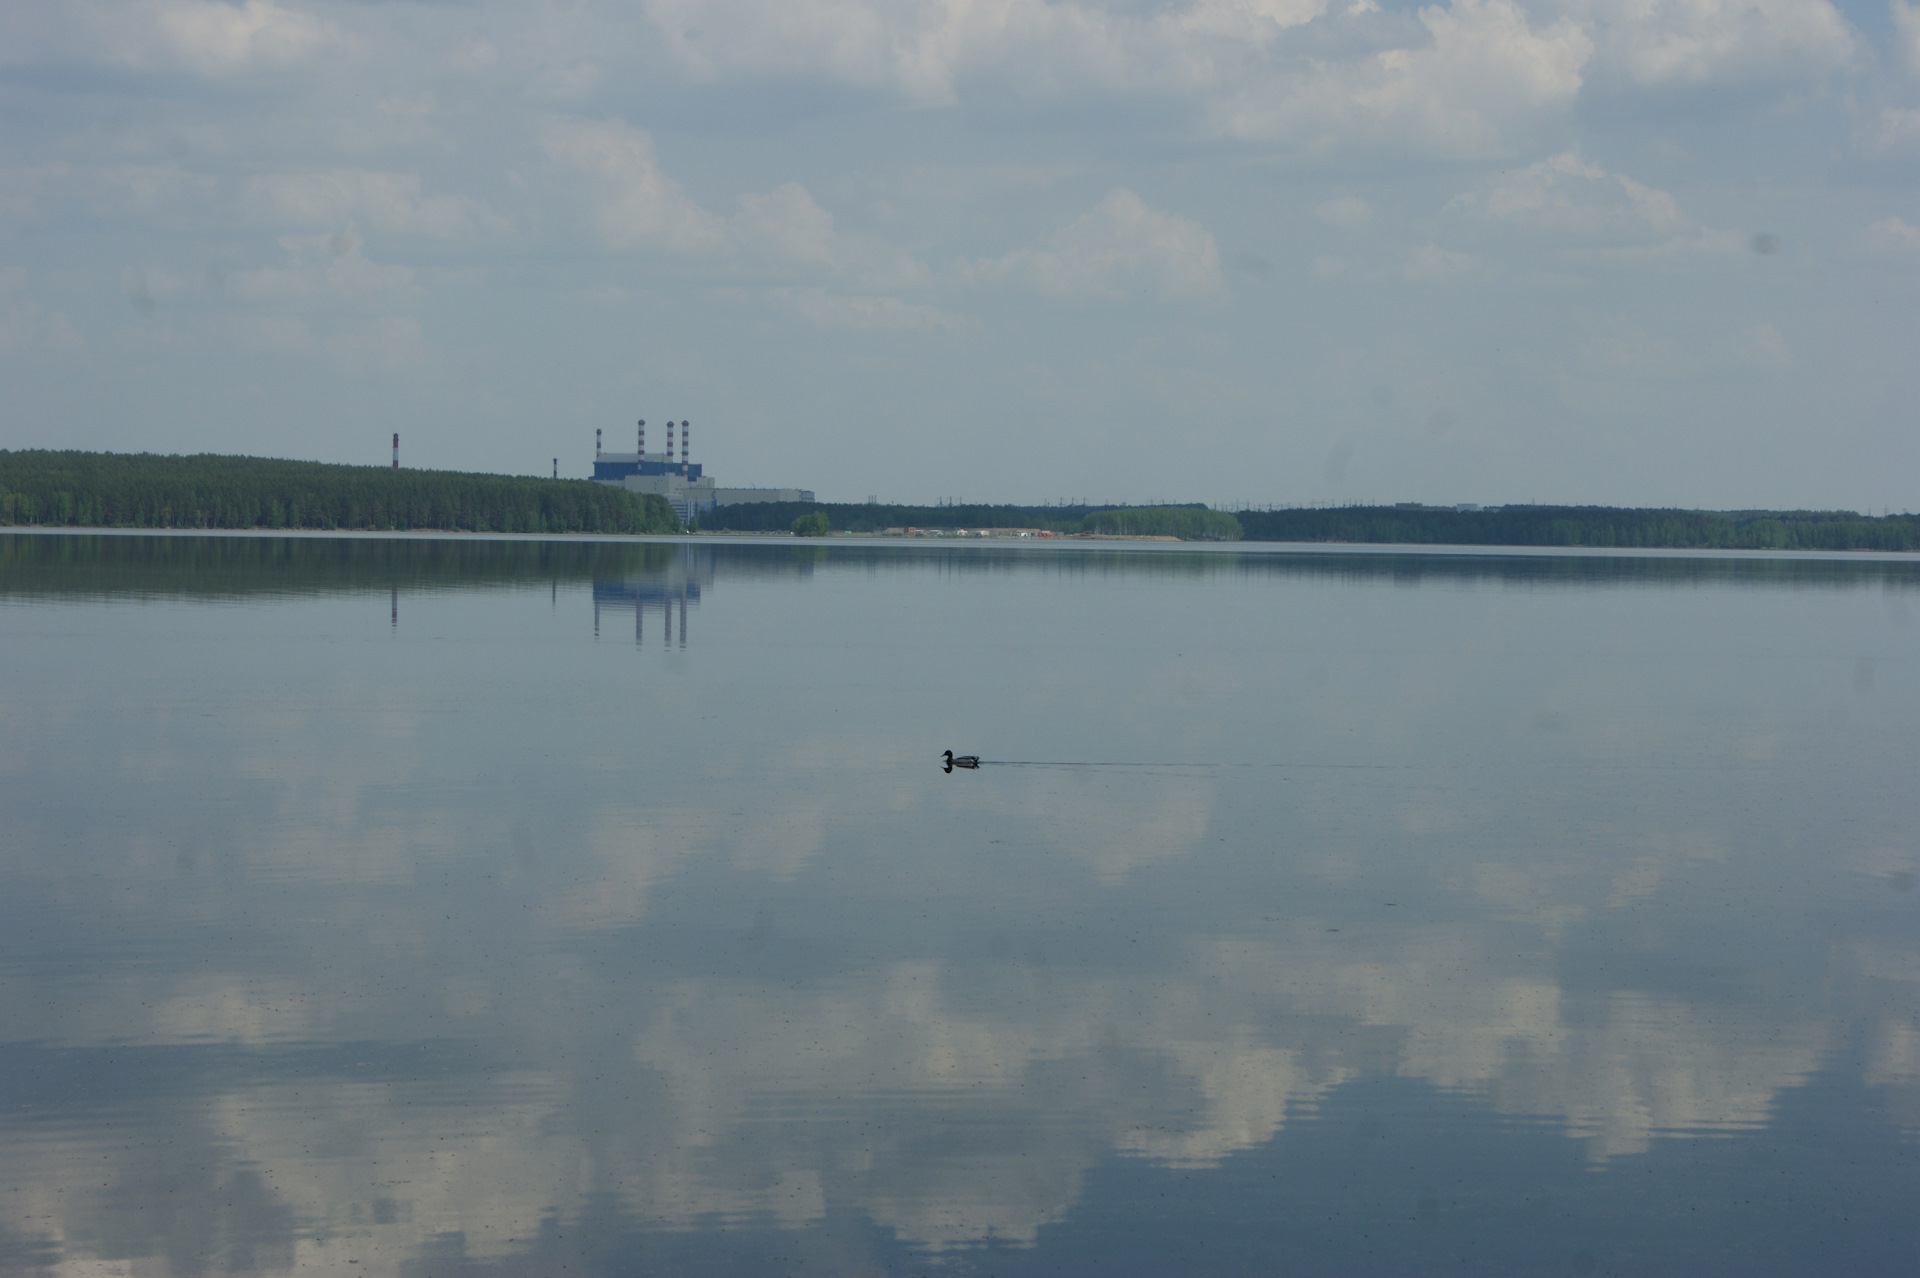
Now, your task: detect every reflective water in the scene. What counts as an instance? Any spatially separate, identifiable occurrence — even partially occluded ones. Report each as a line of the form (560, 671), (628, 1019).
(2, 532), (1917, 1276)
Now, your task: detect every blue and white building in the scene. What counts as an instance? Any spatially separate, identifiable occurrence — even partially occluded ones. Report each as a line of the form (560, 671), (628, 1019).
(591, 420), (813, 523)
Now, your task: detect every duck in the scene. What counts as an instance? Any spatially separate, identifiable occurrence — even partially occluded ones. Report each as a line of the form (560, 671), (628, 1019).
(942, 750), (981, 771)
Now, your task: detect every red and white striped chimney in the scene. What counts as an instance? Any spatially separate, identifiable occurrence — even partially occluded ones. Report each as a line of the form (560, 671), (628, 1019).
(637, 419), (645, 462)
(666, 421), (674, 467)
(391, 433), (398, 469)
(681, 421), (689, 472)
(596, 427), (602, 457)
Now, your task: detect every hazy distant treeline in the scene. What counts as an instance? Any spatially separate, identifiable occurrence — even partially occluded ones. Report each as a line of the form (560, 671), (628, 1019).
(1232, 505), (1920, 551)
(706, 499), (1918, 550)
(705, 501), (1245, 540)
(0, 450), (681, 535)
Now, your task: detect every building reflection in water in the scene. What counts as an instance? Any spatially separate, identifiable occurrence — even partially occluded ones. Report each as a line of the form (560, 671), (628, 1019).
(591, 545), (714, 649)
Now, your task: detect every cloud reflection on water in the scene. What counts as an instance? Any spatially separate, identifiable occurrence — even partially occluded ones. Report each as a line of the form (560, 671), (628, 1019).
(0, 535), (1917, 1271)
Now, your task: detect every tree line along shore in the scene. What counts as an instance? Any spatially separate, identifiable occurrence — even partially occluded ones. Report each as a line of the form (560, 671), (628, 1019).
(0, 450), (680, 536)
(710, 499), (1920, 551)
(3, 450), (1915, 550)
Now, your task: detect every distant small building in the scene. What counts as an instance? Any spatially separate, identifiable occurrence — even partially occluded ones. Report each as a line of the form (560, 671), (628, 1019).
(712, 487), (815, 506)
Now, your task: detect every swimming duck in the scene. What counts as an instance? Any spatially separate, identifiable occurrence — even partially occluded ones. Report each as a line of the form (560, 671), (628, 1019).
(942, 750), (981, 772)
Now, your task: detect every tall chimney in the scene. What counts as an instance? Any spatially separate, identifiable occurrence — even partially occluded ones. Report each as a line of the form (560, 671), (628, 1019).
(681, 421), (689, 474)
(637, 420), (645, 464)
(392, 433), (398, 469)
(552, 458), (557, 479)
(596, 428), (602, 457)
(666, 421), (674, 467)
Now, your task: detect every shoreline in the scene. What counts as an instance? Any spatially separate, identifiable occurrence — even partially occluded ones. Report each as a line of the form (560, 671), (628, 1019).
(6, 524), (1918, 563)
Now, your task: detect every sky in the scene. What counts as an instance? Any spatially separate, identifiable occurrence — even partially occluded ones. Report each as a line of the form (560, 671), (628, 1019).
(1, 0), (1917, 509)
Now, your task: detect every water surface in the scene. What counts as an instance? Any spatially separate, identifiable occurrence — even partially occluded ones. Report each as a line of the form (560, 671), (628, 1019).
(2, 532), (1917, 1275)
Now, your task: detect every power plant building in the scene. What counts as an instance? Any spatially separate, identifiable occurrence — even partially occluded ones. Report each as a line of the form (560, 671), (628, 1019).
(591, 421), (813, 523)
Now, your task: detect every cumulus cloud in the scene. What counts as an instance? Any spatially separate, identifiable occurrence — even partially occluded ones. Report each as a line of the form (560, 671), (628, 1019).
(1863, 105), (1920, 149)
(1404, 241), (1480, 281)
(542, 118), (728, 254)
(1215, 0), (1593, 156)
(647, 0), (1061, 104)
(233, 229), (420, 303)
(621, 0), (1861, 152)
(1447, 148), (1746, 267)
(12, 0), (344, 75)
(152, 0), (336, 72)
(1452, 148), (1687, 236)
(636, 0), (1328, 106)
(1584, 0), (1857, 91)
(765, 287), (966, 333)
(734, 182), (931, 289)
(0, 268), (85, 355)
(964, 188), (1223, 301)
(1861, 215), (1920, 258)
(1316, 196), (1374, 227)
(247, 171), (503, 240)
(1897, 1), (1920, 77)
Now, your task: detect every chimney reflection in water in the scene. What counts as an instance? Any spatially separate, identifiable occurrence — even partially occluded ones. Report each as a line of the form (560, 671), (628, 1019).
(589, 546), (711, 651)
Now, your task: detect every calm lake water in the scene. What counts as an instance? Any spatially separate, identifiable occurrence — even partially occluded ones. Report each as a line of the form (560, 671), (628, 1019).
(2, 531), (1918, 1276)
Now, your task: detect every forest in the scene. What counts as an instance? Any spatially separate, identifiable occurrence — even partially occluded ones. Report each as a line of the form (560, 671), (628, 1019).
(708, 499), (1919, 550)
(0, 450), (681, 535)
(710, 501), (1244, 540)
(7, 452), (1915, 550)
(1230, 505), (1920, 551)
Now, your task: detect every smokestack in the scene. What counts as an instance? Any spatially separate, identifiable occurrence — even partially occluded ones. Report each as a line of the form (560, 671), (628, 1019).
(681, 421), (689, 474)
(596, 428), (602, 457)
(638, 419), (645, 463)
(392, 433), (398, 469)
(665, 421), (674, 467)
(552, 458), (557, 479)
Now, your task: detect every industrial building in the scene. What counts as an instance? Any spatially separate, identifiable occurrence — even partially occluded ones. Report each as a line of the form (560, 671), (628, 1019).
(590, 420), (813, 523)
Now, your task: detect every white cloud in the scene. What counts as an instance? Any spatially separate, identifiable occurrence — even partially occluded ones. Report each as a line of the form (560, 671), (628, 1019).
(530, 61), (606, 101)
(1216, 0), (1593, 157)
(1448, 149), (1747, 268)
(542, 118), (727, 254)
(1897, 1), (1920, 77)
(449, 29), (499, 73)
(247, 171), (503, 240)
(639, 0), (1570, 136)
(766, 287), (967, 333)
(1453, 148), (1687, 236)
(1404, 241), (1480, 282)
(1861, 215), (1920, 258)
(734, 182), (931, 289)
(1579, 225), (1745, 262)
(736, 182), (838, 266)
(234, 313), (315, 353)
(234, 229), (420, 302)
(1862, 105), (1920, 149)
(0, 269), (85, 355)
(327, 314), (423, 373)
(1584, 0), (1856, 91)
(1748, 321), (1791, 364)
(21, 0), (341, 76)
(1316, 196), (1374, 227)
(641, 0), (1148, 106)
(153, 0), (334, 72)
(964, 188), (1223, 301)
